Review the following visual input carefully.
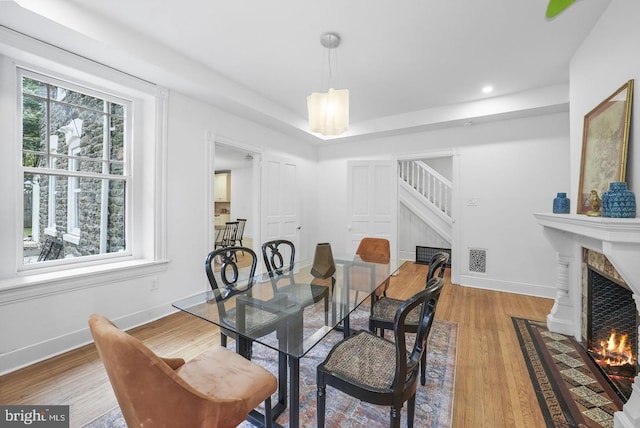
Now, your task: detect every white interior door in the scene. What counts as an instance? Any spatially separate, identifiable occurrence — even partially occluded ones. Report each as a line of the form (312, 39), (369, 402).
(347, 160), (398, 256)
(261, 154), (300, 256)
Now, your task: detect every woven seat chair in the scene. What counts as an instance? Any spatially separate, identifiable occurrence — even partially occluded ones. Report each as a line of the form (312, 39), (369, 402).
(369, 251), (449, 385)
(261, 239), (331, 325)
(89, 314), (277, 428)
(205, 246), (287, 359)
(317, 280), (445, 428)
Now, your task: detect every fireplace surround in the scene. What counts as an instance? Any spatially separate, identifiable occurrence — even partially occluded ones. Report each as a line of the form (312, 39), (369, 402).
(583, 250), (638, 400)
(534, 213), (640, 428)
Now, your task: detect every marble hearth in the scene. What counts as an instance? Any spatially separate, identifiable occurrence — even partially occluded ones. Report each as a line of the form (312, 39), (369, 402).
(534, 213), (640, 428)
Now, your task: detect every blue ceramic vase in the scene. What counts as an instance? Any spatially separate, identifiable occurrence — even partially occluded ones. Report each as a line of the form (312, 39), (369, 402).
(602, 182), (636, 218)
(553, 192), (570, 214)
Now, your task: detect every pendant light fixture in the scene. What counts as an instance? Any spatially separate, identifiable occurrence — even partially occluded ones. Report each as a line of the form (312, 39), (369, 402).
(307, 32), (349, 136)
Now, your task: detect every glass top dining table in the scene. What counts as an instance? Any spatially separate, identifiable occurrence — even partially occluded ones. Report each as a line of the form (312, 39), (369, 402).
(172, 252), (404, 428)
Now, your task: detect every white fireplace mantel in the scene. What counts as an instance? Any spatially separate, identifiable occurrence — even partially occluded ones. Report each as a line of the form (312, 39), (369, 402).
(534, 213), (640, 428)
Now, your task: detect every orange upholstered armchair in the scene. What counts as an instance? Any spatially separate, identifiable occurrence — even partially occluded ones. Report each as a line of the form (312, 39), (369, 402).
(89, 314), (278, 428)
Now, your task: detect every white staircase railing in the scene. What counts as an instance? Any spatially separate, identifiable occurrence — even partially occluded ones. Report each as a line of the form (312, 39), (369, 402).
(398, 160), (452, 217)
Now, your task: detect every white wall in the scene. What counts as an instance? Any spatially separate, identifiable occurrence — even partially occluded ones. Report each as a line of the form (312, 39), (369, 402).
(317, 112), (570, 298)
(455, 117), (569, 296)
(569, 0), (640, 204)
(398, 203), (450, 259)
(423, 157), (453, 182)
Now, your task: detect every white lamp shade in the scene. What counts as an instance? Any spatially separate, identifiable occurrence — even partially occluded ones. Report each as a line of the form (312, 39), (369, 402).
(307, 88), (349, 135)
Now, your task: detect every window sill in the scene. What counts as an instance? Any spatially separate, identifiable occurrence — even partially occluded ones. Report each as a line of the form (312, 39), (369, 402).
(62, 233), (80, 245)
(0, 259), (169, 305)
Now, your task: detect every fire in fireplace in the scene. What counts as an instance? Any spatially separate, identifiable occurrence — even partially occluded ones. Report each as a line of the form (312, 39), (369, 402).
(590, 330), (637, 378)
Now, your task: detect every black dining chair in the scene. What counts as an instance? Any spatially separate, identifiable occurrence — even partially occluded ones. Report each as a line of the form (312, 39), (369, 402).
(317, 280), (445, 428)
(37, 237), (64, 261)
(235, 218), (247, 247)
(261, 239), (331, 325)
(214, 221), (239, 249)
(205, 246), (286, 360)
(369, 251), (449, 385)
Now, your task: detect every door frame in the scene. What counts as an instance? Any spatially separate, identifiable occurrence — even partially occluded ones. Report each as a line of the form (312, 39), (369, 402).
(397, 148), (459, 283)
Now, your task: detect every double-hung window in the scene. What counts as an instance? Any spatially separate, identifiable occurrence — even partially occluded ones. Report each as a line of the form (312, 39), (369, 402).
(20, 69), (131, 266)
(0, 29), (166, 296)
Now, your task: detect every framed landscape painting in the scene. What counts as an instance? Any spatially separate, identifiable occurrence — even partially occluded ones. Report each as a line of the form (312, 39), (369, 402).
(577, 80), (634, 214)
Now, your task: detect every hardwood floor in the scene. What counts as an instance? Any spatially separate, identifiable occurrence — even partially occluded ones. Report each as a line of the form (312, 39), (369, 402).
(0, 261), (554, 427)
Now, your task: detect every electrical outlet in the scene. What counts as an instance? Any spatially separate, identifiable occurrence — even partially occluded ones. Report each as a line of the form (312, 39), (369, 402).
(150, 278), (159, 291)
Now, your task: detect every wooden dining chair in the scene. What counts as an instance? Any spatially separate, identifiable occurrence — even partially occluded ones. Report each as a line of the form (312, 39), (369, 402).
(261, 239), (331, 324)
(351, 237), (391, 300)
(368, 251), (449, 385)
(337, 237), (391, 334)
(234, 218), (247, 247)
(89, 314), (277, 428)
(317, 281), (445, 428)
(214, 221), (239, 249)
(205, 246), (287, 360)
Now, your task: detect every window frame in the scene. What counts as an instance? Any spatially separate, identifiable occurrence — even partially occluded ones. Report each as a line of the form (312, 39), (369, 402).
(0, 28), (168, 300)
(66, 143), (82, 241)
(19, 68), (134, 266)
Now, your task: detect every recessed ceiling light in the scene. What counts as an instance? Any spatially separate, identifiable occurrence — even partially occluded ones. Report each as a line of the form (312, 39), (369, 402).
(482, 85), (493, 94)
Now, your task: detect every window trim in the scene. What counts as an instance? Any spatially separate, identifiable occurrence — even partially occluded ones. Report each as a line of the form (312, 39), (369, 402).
(0, 26), (168, 296)
(66, 143), (82, 240)
(18, 68), (135, 268)
(19, 68), (135, 266)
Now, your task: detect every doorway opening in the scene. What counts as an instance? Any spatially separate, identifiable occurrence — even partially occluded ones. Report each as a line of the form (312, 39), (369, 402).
(213, 141), (260, 256)
(397, 155), (453, 262)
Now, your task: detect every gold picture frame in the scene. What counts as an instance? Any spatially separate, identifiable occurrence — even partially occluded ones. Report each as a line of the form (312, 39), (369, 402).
(577, 80), (634, 214)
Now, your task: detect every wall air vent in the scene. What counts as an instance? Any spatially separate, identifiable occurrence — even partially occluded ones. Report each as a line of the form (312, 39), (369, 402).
(469, 248), (487, 273)
(416, 246), (452, 267)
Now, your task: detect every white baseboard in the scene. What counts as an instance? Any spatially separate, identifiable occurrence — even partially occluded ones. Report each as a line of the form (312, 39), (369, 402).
(457, 274), (557, 299)
(0, 303), (177, 376)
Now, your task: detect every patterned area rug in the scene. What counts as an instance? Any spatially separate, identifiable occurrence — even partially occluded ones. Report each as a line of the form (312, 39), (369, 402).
(512, 317), (624, 428)
(85, 307), (458, 428)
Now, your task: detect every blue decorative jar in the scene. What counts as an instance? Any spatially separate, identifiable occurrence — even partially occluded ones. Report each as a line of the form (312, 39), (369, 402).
(552, 192), (570, 214)
(602, 182), (636, 218)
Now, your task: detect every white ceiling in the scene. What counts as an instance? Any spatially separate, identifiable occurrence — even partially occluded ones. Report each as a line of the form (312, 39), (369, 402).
(2, 0), (611, 143)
